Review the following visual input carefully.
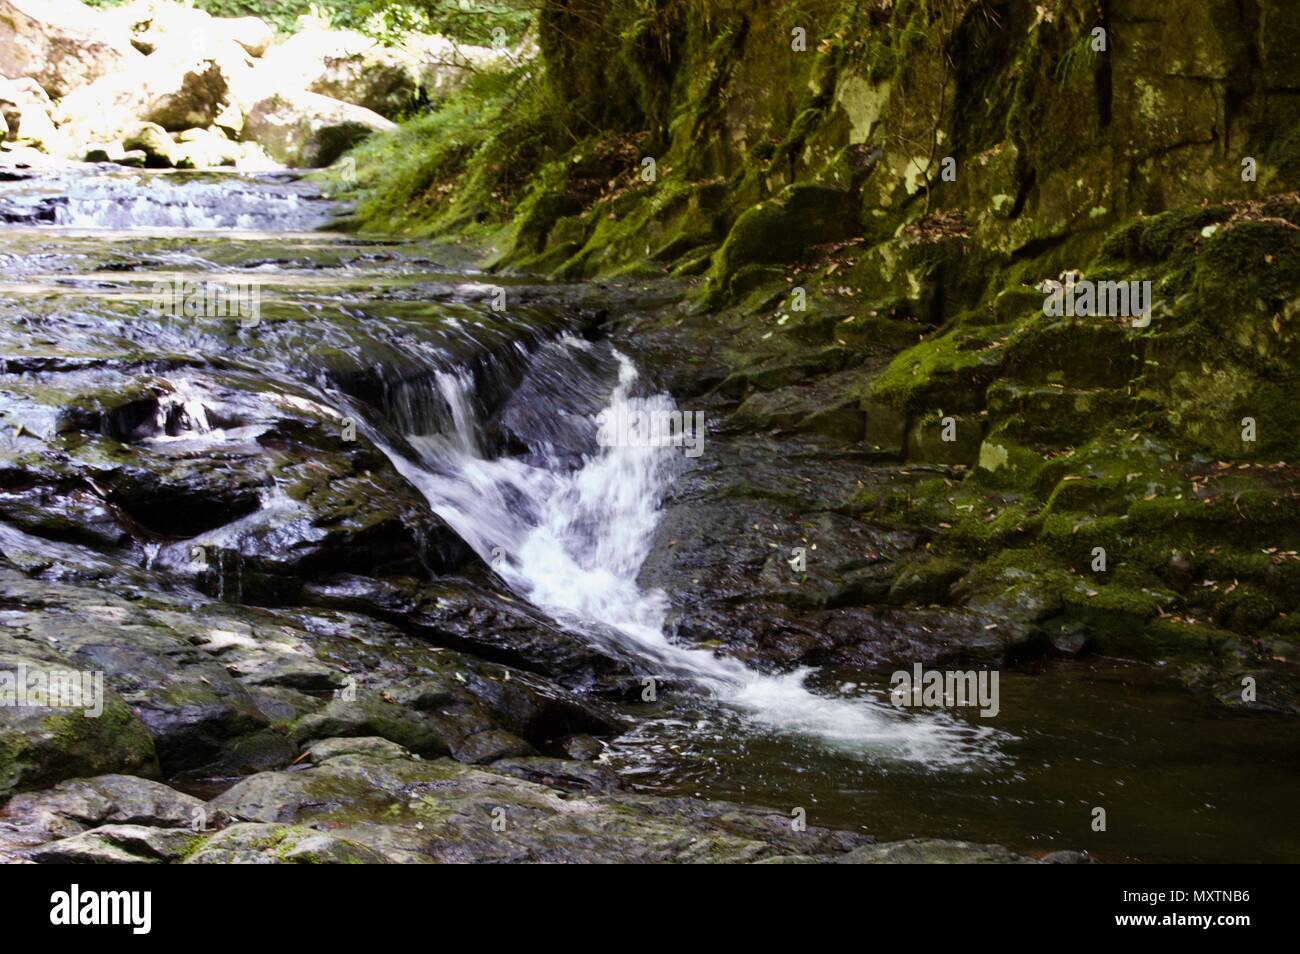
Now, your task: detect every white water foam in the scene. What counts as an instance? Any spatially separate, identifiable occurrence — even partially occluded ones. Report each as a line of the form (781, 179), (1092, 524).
(0, 169), (334, 231)
(383, 348), (999, 766)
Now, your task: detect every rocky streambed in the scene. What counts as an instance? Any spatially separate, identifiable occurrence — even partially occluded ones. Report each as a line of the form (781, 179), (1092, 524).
(0, 168), (1296, 864)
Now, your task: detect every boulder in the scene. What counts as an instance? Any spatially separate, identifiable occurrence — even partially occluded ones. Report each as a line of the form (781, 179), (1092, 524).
(242, 89), (395, 168)
(838, 839), (1034, 864)
(30, 824), (199, 864)
(251, 28), (507, 119)
(82, 144), (146, 167)
(56, 54), (237, 143)
(0, 774), (206, 860)
(212, 99), (244, 138)
(231, 140), (279, 171)
(403, 33), (509, 101)
(183, 823), (388, 864)
(201, 742), (870, 863)
(222, 17), (274, 59)
(114, 1), (273, 60)
(0, 655), (159, 797)
(121, 121), (178, 168)
(307, 47), (426, 119)
(111, 0), (210, 58)
(255, 27), (425, 119)
(172, 126), (242, 168)
(0, 76), (58, 149)
(0, 0), (143, 99)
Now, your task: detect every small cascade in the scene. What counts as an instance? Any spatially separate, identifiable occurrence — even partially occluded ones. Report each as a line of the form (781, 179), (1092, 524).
(376, 340), (1000, 766)
(0, 168), (336, 231)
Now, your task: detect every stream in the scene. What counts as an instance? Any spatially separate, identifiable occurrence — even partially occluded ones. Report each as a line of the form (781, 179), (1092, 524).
(2, 167), (1297, 863)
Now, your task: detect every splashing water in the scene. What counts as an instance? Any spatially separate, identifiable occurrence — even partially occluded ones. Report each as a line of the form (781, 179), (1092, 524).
(0, 168), (334, 231)
(380, 345), (1001, 766)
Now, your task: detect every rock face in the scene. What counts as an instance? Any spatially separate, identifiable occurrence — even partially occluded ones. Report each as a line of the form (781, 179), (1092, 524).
(0, 0), (143, 99)
(350, 0), (1300, 711)
(243, 89), (395, 168)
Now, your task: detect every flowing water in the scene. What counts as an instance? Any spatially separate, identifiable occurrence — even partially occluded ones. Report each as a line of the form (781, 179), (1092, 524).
(3, 168), (1297, 862)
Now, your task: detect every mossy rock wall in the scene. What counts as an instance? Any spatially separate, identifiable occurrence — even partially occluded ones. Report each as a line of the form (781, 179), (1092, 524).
(444, 0), (1293, 281)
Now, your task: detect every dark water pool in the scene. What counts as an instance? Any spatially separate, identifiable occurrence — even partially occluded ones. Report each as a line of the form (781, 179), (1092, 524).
(605, 658), (1300, 863)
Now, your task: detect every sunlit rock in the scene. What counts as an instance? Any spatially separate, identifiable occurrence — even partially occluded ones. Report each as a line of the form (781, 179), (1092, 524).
(0, 76), (59, 150)
(54, 53), (239, 146)
(0, 0), (143, 99)
(242, 88), (395, 168)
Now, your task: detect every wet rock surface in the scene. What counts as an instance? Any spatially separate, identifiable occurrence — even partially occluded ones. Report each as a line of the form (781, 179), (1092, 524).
(0, 166), (1094, 862)
(6, 739), (1071, 864)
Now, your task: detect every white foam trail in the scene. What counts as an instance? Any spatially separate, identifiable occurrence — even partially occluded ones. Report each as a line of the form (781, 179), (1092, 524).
(383, 351), (997, 765)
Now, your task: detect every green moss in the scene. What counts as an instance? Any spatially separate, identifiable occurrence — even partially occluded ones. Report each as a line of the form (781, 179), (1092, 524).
(176, 833), (210, 863)
(866, 323), (1007, 416)
(888, 555), (967, 604)
(351, 65), (570, 239)
(709, 184), (860, 293)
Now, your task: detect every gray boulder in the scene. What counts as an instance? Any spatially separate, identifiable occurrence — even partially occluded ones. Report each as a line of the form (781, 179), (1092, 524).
(242, 89), (394, 168)
(30, 824), (199, 863)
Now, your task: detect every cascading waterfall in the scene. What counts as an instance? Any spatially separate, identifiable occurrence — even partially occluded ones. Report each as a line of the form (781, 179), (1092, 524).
(379, 340), (1000, 766)
(0, 168), (334, 231)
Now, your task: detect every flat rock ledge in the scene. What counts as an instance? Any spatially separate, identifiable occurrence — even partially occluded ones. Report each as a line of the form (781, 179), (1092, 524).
(2, 741), (1090, 864)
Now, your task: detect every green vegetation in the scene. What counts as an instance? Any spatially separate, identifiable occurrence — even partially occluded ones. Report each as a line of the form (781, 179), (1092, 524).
(348, 63), (570, 238)
(84, 0), (534, 44)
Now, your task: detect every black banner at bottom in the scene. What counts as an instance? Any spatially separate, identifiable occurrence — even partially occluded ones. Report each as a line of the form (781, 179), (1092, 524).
(0, 863), (1276, 939)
